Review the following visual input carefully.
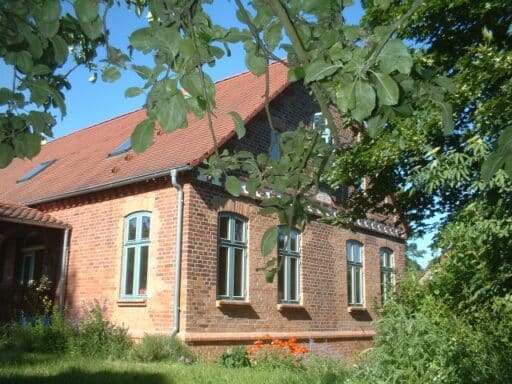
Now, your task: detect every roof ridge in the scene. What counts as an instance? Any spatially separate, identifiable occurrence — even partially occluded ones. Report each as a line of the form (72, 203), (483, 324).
(213, 60), (285, 86)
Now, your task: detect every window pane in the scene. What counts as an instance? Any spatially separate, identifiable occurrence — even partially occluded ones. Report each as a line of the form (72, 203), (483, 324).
(355, 266), (362, 304)
(125, 247), (135, 295)
(139, 246), (149, 295)
(347, 266), (353, 304)
(233, 248), (244, 297)
(278, 231), (286, 250)
(217, 247), (229, 296)
(386, 252), (392, 267)
(219, 216), (229, 239)
(234, 219), (244, 242)
(290, 231), (298, 252)
(128, 218), (137, 241)
(289, 257), (298, 301)
(141, 216), (150, 239)
(354, 244), (361, 263)
(278, 256), (285, 301)
(347, 243), (353, 262)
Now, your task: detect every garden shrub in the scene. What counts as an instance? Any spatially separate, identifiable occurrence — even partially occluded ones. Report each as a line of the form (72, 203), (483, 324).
(0, 311), (72, 353)
(217, 346), (251, 368)
(131, 334), (195, 363)
(69, 301), (132, 359)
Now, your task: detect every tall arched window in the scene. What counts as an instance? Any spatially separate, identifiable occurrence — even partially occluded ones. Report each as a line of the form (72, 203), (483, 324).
(278, 228), (301, 304)
(347, 240), (364, 306)
(380, 248), (394, 303)
(121, 212), (151, 299)
(217, 212), (247, 300)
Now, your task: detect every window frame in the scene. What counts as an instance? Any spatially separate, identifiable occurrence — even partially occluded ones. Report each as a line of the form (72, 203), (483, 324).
(278, 227), (301, 304)
(216, 212), (248, 301)
(313, 112), (332, 145)
(380, 247), (395, 303)
(121, 211), (151, 300)
(347, 240), (364, 307)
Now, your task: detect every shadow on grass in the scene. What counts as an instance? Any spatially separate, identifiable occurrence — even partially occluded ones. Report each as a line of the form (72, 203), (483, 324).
(0, 368), (172, 384)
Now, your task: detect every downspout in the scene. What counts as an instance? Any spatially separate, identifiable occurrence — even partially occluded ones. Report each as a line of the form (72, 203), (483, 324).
(58, 228), (70, 310)
(170, 168), (186, 337)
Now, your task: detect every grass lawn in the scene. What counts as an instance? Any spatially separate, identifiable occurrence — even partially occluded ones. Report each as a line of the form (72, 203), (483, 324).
(0, 350), (334, 384)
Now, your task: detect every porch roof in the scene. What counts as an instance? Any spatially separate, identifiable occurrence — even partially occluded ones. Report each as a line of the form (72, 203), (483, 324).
(0, 200), (70, 229)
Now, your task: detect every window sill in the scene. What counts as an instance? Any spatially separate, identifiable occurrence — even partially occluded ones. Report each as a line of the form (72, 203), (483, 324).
(117, 299), (147, 307)
(347, 306), (367, 313)
(216, 300), (251, 308)
(277, 303), (304, 311)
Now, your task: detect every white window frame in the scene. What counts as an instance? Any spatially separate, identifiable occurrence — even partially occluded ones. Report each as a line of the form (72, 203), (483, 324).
(121, 212), (151, 299)
(347, 240), (364, 306)
(313, 112), (332, 145)
(217, 213), (248, 300)
(278, 228), (301, 304)
(380, 247), (395, 303)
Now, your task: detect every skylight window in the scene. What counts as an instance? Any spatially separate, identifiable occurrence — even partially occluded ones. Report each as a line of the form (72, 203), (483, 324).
(17, 159), (56, 183)
(108, 138), (131, 157)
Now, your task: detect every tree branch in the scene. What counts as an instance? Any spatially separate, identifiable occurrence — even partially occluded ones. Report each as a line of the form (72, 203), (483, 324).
(233, 0), (289, 67)
(267, 0), (338, 144)
(361, 0), (424, 74)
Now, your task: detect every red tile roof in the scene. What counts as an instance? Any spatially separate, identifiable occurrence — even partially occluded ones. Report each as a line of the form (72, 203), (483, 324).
(0, 199), (70, 228)
(0, 62), (289, 205)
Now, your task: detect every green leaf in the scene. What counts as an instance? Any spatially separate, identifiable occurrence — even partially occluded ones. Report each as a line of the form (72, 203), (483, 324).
(436, 101), (454, 135)
(336, 82), (355, 113)
(245, 50), (266, 76)
(287, 67), (305, 82)
(131, 65), (152, 80)
(373, 72), (399, 105)
(38, 20), (60, 38)
(246, 177), (259, 196)
(15, 51), (33, 73)
(225, 176), (241, 197)
(131, 119), (154, 153)
(24, 133), (42, 158)
(0, 88), (12, 105)
(378, 40), (413, 75)
(125, 87), (143, 98)
(435, 76), (455, 93)
(80, 17), (103, 40)
(263, 22), (282, 51)
(261, 225), (279, 256)
(156, 93), (188, 133)
(228, 111), (246, 139)
(23, 32), (43, 59)
(180, 72), (203, 98)
(265, 268), (278, 283)
(74, 0), (98, 23)
(28, 111), (55, 134)
(481, 151), (505, 183)
(130, 28), (154, 53)
(304, 60), (341, 84)
(353, 79), (375, 121)
(367, 114), (387, 138)
(375, 0), (391, 10)
(101, 67), (121, 83)
(50, 36), (68, 65)
(0, 144), (14, 168)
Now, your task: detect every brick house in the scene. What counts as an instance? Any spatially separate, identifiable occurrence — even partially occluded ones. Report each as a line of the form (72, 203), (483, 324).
(0, 62), (405, 358)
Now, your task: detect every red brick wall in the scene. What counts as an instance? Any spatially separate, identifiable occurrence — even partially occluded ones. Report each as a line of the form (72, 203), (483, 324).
(38, 179), (178, 337)
(180, 181), (405, 360)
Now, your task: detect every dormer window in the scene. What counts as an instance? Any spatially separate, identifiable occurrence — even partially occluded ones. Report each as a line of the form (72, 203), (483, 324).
(313, 112), (332, 145)
(17, 159), (56, 183)
(108, 138), (131, 157)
